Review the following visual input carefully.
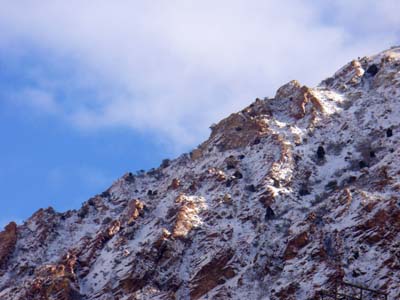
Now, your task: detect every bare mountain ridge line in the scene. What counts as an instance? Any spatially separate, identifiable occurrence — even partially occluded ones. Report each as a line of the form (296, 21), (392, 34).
(0, 46), (400, 299)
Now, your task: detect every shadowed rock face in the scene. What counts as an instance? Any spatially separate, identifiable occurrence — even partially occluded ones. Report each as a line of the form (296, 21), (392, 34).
(1, 47), (400, 300)
(190, 248), (236, 300)
(0, 222), (17, 268)
(283, 231), (309, 260)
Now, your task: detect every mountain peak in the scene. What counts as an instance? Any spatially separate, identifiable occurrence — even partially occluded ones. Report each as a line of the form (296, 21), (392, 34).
(1, 48), (399, 299)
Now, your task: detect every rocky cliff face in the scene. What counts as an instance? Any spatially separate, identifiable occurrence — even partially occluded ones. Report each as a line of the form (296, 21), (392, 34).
(1, 47), (400, 300)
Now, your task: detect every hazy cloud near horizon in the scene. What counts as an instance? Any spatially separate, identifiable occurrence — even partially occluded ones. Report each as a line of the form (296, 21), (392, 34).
(0, 0), (399, 151)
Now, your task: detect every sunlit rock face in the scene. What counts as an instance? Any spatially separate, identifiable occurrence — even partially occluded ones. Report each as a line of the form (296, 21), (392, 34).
(1, 47), (400, 300)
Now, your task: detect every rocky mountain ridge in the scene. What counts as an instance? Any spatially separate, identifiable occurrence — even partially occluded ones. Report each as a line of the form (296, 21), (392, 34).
(0, 47), (399, 300)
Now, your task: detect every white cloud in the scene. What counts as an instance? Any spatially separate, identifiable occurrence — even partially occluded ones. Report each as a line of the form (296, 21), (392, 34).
(0, 1), (398, 150)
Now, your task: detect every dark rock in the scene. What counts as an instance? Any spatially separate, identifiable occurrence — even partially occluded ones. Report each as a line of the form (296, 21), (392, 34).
(233, 170), (243, 179)
(359, 161), (368, 169)
(317, 146), (325, 159)
(273, 178), (280, 188)
(225, 155), (238, 170)
(147, 190), (157, 196)
(101, 190), (111, 198)
(160, 159), (171, 168)
(189, 182), (197, 192)
(102, 217), (112, 225)
(352, 269), (361, 278)
(325, 180), (338, 191)
(343, 176), (357, 185)
(136, 169), (145, 176)
(299, 185), (310, 196)
(78, 206), (89, 218)
(265, 206), (275, 221)
(386, 128), (393, 137)
(245, 184), (257, 192)
(366, 64), (379, 76)
(323, 235), (337, 257)
(123, 172), (136, 183)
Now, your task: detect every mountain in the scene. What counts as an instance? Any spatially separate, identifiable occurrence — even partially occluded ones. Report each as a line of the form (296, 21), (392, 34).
(1, 47), (399, 300)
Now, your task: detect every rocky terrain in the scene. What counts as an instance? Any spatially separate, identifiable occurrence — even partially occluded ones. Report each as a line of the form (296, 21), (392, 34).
(0, 47), (400, 300)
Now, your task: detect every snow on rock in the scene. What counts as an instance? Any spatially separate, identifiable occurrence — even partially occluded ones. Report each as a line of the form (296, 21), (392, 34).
(172, 194), (207, 239)
(1, 47), (400, 299)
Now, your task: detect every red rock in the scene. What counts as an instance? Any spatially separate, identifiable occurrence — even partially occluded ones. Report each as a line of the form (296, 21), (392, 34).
(193, 99), (270, 153)
(259, 187), (275, 207)
(189, 249), (235, 300)
(284, 231), (309, 260)
(169, 178), (181, 189)
(125, 199), (145, 225)
(172, 202), (197, 238)
(274, 80), (324, 120)
(106, 220), (121, 239)
(275, 282), (299, 300)
(0, 222), (17, 268)
(23, 251), (82, 300)
(171, 194), (206, 239)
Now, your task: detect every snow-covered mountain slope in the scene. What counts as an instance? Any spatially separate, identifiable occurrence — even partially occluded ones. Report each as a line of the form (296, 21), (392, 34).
(1, 47), (400, 300)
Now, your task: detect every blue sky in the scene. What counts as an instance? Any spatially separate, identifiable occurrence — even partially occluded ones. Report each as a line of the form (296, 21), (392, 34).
(0, 0), (399, 227)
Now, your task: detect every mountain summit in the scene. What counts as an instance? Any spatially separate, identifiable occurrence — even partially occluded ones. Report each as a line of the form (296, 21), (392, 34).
(1, 47), (399, 300)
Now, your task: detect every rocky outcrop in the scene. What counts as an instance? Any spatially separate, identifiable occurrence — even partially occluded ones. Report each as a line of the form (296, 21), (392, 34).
(1, 47), (400, 300)
(284, 231), (309, 260)
(169, 178), (181, 190)
(191, 99), (270, 158)
(273, 80), (324, 120)
(0, 222), (17, 269)
(190, 249), (236, 300)
(23, 251), (82, 300)
(172, 194), (207, 238)
(125, 199), (144, 225)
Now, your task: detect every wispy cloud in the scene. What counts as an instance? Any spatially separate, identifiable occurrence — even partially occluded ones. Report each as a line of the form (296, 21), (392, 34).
(13, 88), (59, 114)
(0, 1), (398, 150)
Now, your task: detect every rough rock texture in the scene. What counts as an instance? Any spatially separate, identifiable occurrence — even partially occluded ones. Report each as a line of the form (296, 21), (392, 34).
(0, 222), (17, 269)
(1, 47), (400, 299)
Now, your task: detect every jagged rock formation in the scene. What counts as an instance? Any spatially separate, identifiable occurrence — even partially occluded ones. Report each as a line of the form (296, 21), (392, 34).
(1, 47), (400, 299)
(0, 222), (17, 269)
